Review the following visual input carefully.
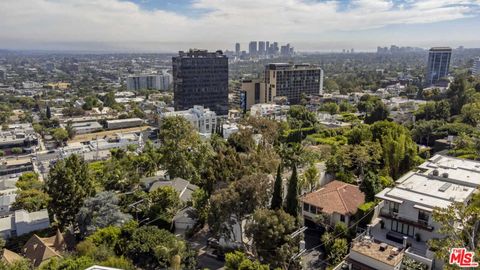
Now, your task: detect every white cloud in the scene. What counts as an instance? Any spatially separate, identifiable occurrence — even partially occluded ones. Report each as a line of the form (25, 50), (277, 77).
(0, 0), (478, 51)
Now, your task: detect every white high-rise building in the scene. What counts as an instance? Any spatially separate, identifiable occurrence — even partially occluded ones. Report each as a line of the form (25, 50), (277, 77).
(126, 74), (171, 91)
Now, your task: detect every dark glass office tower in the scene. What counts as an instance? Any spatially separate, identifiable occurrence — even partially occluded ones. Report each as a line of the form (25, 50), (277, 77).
(426, 47), (452, 86)
(173, 49), (229, 115)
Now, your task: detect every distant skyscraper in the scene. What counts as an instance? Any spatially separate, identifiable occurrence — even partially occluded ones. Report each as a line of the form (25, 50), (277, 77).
(249, 41), (258, 56)
(426, 47), (452, 86)
(172, 49), (229, 115)
(266, 41), (270, 54)
(265, 63), (323, 104)
(473, 57), (480, 76)
(235, 43), (240, 56)
(258, 41), (266, 55)
(272, 42), (279, 55)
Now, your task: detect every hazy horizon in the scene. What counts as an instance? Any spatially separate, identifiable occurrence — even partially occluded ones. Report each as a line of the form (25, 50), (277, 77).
(1, 0), (480, 52)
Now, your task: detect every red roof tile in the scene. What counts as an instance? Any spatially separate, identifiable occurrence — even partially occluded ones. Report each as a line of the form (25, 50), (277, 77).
(300, 180), (365, 215)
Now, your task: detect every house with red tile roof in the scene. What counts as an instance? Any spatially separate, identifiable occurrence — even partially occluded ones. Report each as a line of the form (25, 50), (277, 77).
(300, 180), (365, 227)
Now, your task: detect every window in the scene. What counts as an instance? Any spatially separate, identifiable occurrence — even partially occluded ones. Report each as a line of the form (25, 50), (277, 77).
(340, 215), (345, 222)
(418, 210), (429, 226)
(389, 201), (399, 214)
(303, 203), (310, 212)
(391, 220), (415, 237)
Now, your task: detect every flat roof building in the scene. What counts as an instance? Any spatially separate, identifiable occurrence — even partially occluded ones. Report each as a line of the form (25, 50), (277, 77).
(106, 118), (144, 130)
(265, 63), (323, 104)
(173, 49), (229, 115)
(343, 154), (480, 270)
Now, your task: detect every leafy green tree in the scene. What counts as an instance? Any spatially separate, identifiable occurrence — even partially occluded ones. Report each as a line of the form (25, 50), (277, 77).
(447, 76), (468, 115)
(147, 186), (181, 227)
(125, 226), (188, 269)
(225, 251), (270, 270)
(303, 164), (319, 192)
(429, 202), (480, 270)
(365, 100), (389, 124)
(328, 238), (349, 265)
(16, 172), (42, 190)
(98, 256), (136, 270)
(287, 105), (317, 128)
(246, 209), (298, 268)
(12, 189), (50, 212)
(76, 191), (132, 238)
(320, 102), (339, 115)
(435, 100), (451, 120)
(227, 128), (256, 153)
(360, 171), (381, 202)
(346, 124), (372, 145)
(461, 102), (480, 126)
(0, 258), (32, 270)
(159, 116), (213, 184)
(45, 154), (95, 229)
(357, 94), (380, 113)
(52, 128), (68, 145)
(411, 120), (443, 146)
(191, 188), (209, 224)
(271, 164), (283, 210)
(285, 164), (299, 217)
(371, 121), (419, 178)
(41, 256), (95, 270)
(208, 174), (271, 244)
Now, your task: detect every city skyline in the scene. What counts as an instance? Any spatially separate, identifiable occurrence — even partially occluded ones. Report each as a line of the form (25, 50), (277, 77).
(1, 0), (480, 52)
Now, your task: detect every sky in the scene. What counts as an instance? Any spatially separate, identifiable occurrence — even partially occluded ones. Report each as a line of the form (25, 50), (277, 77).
(0, 0), (480, 52)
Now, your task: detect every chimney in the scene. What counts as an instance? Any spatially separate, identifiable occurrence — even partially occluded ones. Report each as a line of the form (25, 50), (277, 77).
(403, 236), (408, 249)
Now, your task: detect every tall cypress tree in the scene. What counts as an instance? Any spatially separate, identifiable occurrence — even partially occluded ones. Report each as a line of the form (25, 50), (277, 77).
(285, 164), (299, 217)
(46, 105), (52, 119)
(271, 164), (283, 210)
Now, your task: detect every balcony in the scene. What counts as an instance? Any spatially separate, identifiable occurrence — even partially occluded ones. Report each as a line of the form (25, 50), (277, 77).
(379, 210), (434, 231)
(369, 221), (434, 269)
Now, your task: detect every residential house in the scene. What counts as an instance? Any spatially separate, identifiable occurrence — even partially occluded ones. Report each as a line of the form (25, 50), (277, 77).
(142, 175), (199, 236)
(342, 155), (480, 270)
(300, 180), (365, 228)
(144, 176), (198, 203)
(22, 230), (66, 267)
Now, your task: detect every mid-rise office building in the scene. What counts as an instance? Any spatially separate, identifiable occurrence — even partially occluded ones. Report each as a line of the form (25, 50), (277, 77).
(264, 63), (323, 104)
(425, 47), (452, 86)
(473, 57), (480, 76)
(126, 74), (171, 91)
(249, 41), (257, 56)
(172, 49), (229, 115)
